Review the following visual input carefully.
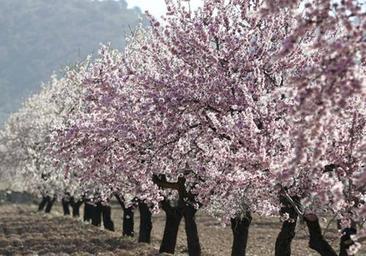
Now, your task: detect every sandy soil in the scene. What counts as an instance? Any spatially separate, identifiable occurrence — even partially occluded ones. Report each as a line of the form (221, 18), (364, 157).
(0, 203), (365, 256)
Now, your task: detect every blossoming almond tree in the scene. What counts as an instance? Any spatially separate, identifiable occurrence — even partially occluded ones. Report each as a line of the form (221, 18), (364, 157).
(0, 63), (89, 214)
(50, 44), (165, 241)
(263, 0), (366, 255)
(120, 1), (309, 255)
(123, 0), (366, 255)
(1, 0), (365, 255)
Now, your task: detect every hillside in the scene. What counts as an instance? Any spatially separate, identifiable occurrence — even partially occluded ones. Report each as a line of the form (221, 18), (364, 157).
(0, 0), (144, 125)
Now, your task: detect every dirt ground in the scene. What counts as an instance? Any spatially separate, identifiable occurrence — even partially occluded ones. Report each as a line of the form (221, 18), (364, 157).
(0, 204), (157, 256)
(0, 203), (365, 256)
(110, 205), (365, 256)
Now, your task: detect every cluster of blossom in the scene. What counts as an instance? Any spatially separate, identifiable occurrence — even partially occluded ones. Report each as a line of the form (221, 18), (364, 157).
(0, 1), (365, 253)
(126, 0), (366, 222)
(0, 62), (90, 200)
(263, 0), (366, 221)
(49, 44), (165, 209)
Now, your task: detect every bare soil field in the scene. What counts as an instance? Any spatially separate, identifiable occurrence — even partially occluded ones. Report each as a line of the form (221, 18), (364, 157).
(0, 204), (157, 256)
(0, 203), (365, 255)
(111, 206), (366, 256)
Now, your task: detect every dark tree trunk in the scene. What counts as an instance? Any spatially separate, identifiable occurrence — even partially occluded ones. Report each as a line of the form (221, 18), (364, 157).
(38, 196), (48, 212)
(102, 204), (115, 231)
(231, 213), (252, 256)
(151, 175), (201, 255)
(338, 219), (357, 256)
(45, 196), (56, 213)
(123, 206), (134, 236)
(183, 204), (201, 256)
(70, 198), (83, 217)
(115, 194), (135, 237)
(62, 198), (70, 216)
(305, 214), (337, 256)
(91, 203), (102, 226)
(83, 201), (93, 222)
(159, 200), (183, 254)
(138, 201), (152, 243)
(339, 227), (357, 256)
(275, 206), (298, 256)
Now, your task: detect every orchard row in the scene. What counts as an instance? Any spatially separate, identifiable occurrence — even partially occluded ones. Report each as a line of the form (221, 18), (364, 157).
(0, 1), (365, 255)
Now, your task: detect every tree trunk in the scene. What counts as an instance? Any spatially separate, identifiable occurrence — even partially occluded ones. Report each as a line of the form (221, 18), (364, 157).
(70, 198), (83, 217)
(91, 203), (102, 226)
(45, 196), (56, 213)
(231, 213), (252, 256)
(62, 198), (70, 216)
(123, 206), (134, 236)
(138, 201), (152, 243)
(38, 196), (48, 212)
(115, 195), (135, 237)
(183, 204), (201, 256)
(151, 175), (201, 255)
(304, 214), (337, 256)
(338, 219), (357, 256)
(102, 204), (115, 231)
(159, 200), (183, 254)
(275, 206), (298, 256)
(83, 201), (93, 222)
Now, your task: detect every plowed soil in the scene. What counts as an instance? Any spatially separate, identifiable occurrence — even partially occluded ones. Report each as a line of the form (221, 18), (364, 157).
(0, 204), (157, 256)
(0, 203), (365, 255)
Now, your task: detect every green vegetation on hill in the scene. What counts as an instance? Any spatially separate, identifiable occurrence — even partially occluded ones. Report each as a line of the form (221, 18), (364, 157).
(0, 0), (144, 125)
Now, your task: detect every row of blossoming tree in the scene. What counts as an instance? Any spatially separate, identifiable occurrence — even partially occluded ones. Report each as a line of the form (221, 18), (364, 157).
(0, 0), (365, 255)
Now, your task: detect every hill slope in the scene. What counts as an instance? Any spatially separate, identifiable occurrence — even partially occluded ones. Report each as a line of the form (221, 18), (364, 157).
(0, 0), (144, 125)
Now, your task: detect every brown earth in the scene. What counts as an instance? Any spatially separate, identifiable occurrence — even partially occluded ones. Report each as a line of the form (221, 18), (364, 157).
(0, 204), (157, 256)
(110, 205), (365, 256)
(0, 203), (365, 256)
